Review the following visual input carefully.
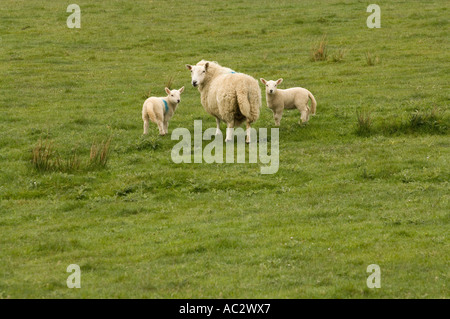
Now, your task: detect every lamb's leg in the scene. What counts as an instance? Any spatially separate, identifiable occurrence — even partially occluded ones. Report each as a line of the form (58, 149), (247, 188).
(142, 108), (150, 134)
(215, 118), (221, 135)
(273, 110), (283, 126)
(299, 104), (310, 124)
(163, 121), (169, 134)
(157, 121), (165, 135)
(225, 122), (234, 142)
(143, 119), (149, 134)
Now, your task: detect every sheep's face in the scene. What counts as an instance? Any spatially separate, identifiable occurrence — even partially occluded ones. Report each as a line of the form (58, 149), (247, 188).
(186, 63), (209, 87)
(260, 78), (283, 95)
(165, 87), (184, 104)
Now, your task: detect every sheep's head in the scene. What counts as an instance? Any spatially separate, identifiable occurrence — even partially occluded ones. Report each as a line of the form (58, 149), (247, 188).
(186, 62), (209, 87)
(165, 86), (184, 104)
(260, 78), (283, 94)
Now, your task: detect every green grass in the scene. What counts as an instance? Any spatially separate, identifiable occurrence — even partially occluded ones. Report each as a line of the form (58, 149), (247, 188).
(0, 0), (449, 298)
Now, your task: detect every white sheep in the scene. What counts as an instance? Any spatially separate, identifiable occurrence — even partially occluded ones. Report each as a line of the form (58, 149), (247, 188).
(142, 86), (184, 135)
(260, 78), (317, 126)
(186, 60), (261, 143)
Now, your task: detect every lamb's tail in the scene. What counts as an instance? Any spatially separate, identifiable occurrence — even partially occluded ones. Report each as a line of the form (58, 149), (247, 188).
(236, 80), (261, 123)
(308, 91), (317, 115)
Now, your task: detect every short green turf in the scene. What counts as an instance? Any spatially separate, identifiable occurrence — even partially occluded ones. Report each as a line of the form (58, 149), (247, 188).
(0, 0), (448, 298)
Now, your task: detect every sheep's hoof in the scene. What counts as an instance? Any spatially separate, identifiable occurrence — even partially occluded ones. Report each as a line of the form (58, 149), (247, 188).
(225, 138), (232, 143)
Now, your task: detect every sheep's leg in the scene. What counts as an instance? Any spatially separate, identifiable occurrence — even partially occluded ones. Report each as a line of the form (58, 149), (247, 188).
(273, 110), (283, 126)
(163, 120), (169, 134)
(225, 122), (234, 142)
(245, 121), (252, 144)
(215, 118), (221, 135)
(157, 121), (165, 135)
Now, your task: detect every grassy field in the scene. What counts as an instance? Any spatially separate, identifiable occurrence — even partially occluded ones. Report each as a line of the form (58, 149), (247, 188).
(0, 0), (449, 298)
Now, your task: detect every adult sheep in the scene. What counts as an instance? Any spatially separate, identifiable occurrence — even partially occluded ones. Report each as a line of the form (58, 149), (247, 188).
(186, 60), (261, 143)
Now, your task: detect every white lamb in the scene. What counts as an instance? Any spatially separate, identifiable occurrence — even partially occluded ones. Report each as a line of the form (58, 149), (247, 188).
(260, 78), (317, 126)
(142, 87), (184, 135)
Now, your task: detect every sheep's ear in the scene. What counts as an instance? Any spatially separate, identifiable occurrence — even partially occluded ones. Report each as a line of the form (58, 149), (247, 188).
(179, 86), (185, 94)
(186, 64), (192, 70)
(204, 62), (209, 71)
(276, 78), (283, 85)
(165, 87), (171, 95)
(260, 78), (267, 85)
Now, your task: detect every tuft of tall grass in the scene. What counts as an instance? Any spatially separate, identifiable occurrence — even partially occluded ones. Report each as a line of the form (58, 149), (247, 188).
(32, 139), (55, 172)
(60, 152), (82, 172)
(165, 76), (174, 90)
(32, 140), (82, 173)
(89, 138), (111, 169)
(403, 107), (447, 134)
(355, 110), (373, 136)
(365, 51), (380, 66)
(356, 107), (448, 136)
(142, 76), (175, 99)
(310, 36), (328, 62)
(331, 48), (347, 62)
(32, 138), (111, 173)
(409, 108), (442, 131)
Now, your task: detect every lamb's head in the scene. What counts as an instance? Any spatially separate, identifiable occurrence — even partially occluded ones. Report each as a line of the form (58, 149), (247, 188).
(260, 78), (283, 95)
(165, 86), (184, 104)
(186, 62), (209, 87)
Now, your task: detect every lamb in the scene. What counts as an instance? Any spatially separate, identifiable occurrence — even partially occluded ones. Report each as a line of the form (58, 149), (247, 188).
(142, 86), (184, 135)
(260, 78), (317, 126)
(186, 60), (261, 143)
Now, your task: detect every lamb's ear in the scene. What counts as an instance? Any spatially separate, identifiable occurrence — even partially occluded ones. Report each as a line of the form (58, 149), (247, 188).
(204, 62), (209, 71)
(276, 78), (283, 85)
(165, 87), (171, 95)
(260, 78), (267, 85)
(179, 86), (185, 94)
(186, 64), (192, 71)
